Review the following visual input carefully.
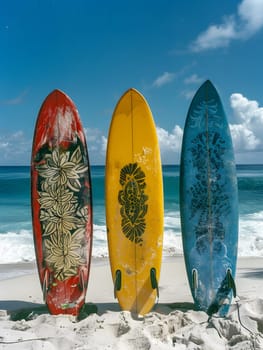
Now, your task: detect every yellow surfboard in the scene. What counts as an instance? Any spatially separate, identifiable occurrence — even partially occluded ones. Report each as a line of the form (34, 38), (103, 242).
(105, 88), (164, 315)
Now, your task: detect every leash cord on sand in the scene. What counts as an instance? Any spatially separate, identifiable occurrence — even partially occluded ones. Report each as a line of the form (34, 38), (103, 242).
(228, 273), (262, 349)
(236, 300), (254, 335)
(0, 337), (53, 344)
(235, 299), (263, 350)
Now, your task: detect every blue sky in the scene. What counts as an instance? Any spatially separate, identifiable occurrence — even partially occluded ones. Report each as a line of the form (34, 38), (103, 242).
(1, 0), (263, 165)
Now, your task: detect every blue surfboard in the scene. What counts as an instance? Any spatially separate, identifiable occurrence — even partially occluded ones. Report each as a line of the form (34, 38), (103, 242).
(180, 80), (238, 316)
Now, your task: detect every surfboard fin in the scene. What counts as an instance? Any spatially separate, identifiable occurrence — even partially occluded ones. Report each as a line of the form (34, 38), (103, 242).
(78, 267), (87, 291)
(150, 268), (159, 298)
(207, 269), (237, 316)
(226, 268), (237, 298)
(42, 269), (50, 302)
(192, 269), (198, 296)
(114, 270), (122, 298)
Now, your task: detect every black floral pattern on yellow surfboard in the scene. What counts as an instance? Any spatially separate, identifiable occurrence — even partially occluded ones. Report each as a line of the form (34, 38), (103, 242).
(118, 163), (148, 245)
(35, 139), (90, 281)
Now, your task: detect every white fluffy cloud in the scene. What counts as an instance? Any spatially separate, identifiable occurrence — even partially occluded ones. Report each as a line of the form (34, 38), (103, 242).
(230, 123), (260, 151)
(3, 92), (263, 165)
(230, 93), (263, 152)
(84, 127), (106, 164)
(181, 74), (204, 101)
(89, 126), (184, 165)
(152, 72), (176, 88)
(0, 141), (9, 149)
(191, 16), (237, 51)
(184, 74), (203, 85)
(157, 125), (183, 163)
(0, 128), (106, 165)
(238, 0), (263, 35)
(191, 0), (263, 51)
(0, 131), (31, 165)
(156, 92), (263, 163)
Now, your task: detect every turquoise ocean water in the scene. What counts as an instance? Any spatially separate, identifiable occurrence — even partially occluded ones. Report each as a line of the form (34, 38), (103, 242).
(0, 165), (262, 265)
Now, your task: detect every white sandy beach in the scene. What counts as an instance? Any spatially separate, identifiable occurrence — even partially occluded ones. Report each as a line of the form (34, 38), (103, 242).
(0, 256), (262, 349)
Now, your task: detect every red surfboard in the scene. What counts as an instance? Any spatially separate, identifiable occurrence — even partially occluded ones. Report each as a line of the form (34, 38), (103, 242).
(31, 89), (92, 315)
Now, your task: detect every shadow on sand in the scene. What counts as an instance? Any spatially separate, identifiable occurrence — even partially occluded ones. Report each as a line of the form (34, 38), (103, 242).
(0, 299), (197, 322)
(238, 267), (263, 279)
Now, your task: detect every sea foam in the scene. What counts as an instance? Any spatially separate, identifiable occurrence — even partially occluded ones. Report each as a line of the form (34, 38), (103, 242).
(0, 211), (262, 265)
